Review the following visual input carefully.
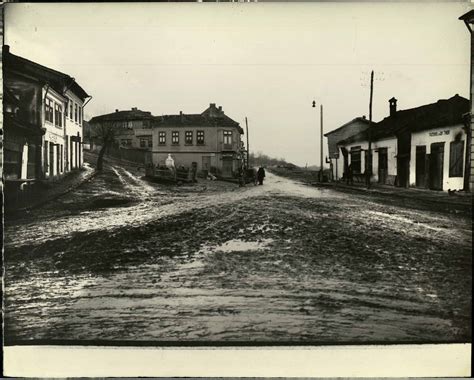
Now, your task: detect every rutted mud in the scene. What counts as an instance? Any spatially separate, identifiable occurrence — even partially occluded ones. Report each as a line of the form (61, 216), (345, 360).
(4, 164), (472, 343)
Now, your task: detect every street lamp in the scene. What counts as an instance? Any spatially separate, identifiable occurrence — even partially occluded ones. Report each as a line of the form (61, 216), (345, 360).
(312, 100), (323, 182)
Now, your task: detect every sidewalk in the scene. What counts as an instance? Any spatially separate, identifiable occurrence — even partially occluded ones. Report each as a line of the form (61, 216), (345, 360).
(268, 167), (471, 214)
(5, 163), (97, 217)
(313, 180), (472, 214)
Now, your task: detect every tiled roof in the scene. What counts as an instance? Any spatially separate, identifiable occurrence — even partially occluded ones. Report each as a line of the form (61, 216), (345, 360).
(3, 46), (90, 101)
(153, 112), (243, 133)
(89, 109), (154, 123)
(339, 94), (469, 145)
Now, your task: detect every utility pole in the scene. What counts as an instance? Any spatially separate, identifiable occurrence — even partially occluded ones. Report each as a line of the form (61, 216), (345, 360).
(245, 117), (250, 169)
(320, 104), (324, 182)
(366, 70), (374, 189)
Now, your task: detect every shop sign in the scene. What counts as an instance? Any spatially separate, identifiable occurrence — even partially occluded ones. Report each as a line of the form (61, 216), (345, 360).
(429, 130), (450, 137)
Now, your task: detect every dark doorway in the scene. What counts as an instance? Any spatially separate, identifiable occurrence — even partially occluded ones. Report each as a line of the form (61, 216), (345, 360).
(378, 148), (388, 184)
(397, 155), (410, 188)
(222, 158), (233, 178)
(415, 145), (427, 188)
(341, 147), (349, 180)
(70, 139), (74, 169)
(56, 144), (60, 175)
(49, 142), (54, 177)
(202, 156), (211, 171)
(429, 142), (444, 190)
(396, 132), (411, 188)
(364, 150), (373, 176)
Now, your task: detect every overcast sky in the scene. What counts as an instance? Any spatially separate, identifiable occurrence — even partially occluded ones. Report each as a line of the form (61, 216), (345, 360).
(5, 2), (471, 166)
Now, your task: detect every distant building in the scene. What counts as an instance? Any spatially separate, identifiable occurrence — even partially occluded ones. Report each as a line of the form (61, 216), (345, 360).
(2, 46), (90, 205)
(337, 95), (470, 191)
(151, 103), (244, 178)
(324, 116), (372, 180)
(87, 107), (154, 150)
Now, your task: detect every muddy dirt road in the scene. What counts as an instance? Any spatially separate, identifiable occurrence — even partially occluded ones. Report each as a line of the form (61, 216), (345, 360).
(4, 161), (472, 343)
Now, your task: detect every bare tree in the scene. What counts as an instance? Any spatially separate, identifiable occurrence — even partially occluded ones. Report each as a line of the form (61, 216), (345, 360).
(91, 121), (118, 171)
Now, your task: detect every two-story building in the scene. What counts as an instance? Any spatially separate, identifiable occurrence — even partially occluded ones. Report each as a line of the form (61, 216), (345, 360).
(2, 46), (90, 206)
(151, 103), (244, 177)
(87, 107), (155, 151)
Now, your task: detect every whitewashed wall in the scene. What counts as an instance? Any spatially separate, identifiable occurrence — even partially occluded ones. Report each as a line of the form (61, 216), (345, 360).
(410, 124), (466, 191)
(65, 90), (85, 169)
(42, 86), (66, 178)
(336, 136), (397, 182)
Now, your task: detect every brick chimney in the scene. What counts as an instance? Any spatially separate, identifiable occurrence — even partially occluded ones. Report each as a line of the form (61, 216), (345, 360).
(209, 103), (217, 117)
(389, 97), (397, 116)
(115, 109), (119, 112)
(131, 107), (138, 111)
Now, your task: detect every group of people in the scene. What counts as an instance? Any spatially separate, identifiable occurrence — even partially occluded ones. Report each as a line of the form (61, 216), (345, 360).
(238, 165), (266, 187)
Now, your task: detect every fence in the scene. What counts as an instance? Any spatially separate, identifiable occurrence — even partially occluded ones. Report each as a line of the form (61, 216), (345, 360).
(88, 144), (147, 165)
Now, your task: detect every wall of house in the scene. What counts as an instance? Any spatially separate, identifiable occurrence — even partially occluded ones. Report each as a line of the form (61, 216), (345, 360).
(410, 124), (466, 191)
(134, 126), (153, 149)
(2, 74), (43, 181)
(42, 86), (67, 179)
(65, 89), (85, 170)
(336, 137), (397, 182)
(326, 119), (370, 159)
(151, 125), (242, 172)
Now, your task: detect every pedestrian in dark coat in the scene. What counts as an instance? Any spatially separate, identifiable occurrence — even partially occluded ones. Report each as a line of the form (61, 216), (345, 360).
(347, 163), (354, 185)
(257, 166), (266, 185)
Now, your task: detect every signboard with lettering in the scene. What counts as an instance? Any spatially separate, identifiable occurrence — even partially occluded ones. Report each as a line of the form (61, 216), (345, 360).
(429, 130), (450, 137)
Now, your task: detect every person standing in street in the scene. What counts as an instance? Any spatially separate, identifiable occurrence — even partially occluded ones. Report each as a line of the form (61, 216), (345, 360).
(257, 166), (266, 185)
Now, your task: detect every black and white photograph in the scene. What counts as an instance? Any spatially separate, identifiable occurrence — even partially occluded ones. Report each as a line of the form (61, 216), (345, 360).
(1, 1), (472, 376)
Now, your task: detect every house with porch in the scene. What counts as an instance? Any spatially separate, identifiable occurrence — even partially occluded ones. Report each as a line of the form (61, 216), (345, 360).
(336, 95), (469, 191)
(150, 103), (244, 178)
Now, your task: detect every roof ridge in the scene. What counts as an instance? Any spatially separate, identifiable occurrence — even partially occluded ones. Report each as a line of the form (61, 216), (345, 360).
(7, 50), (71, 80)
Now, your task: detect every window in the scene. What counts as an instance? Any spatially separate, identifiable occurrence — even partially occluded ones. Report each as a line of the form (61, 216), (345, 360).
(350, 146), (361, 174)
(158, 131), (166, 145)
(185, 131), (193, 145)
(45, 98), (54, 123)
(172, 131), (179, 145)
(69, 102), (73, 119)
(128, 121), (133, 129)
(78, 106), (82, 124)
(197, 130), (205, 145)
(139, 138), (151, 148)
(65, 100), (68, 117)
(449, 140), (464, 177)
(74, 103), (78, 122)
(223, 130), (233, 146)
(121, 139), (132, 147)
(54, 103), (62, 128)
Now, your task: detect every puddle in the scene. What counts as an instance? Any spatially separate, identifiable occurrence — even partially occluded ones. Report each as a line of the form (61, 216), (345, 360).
(201, 238), (274, 254)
